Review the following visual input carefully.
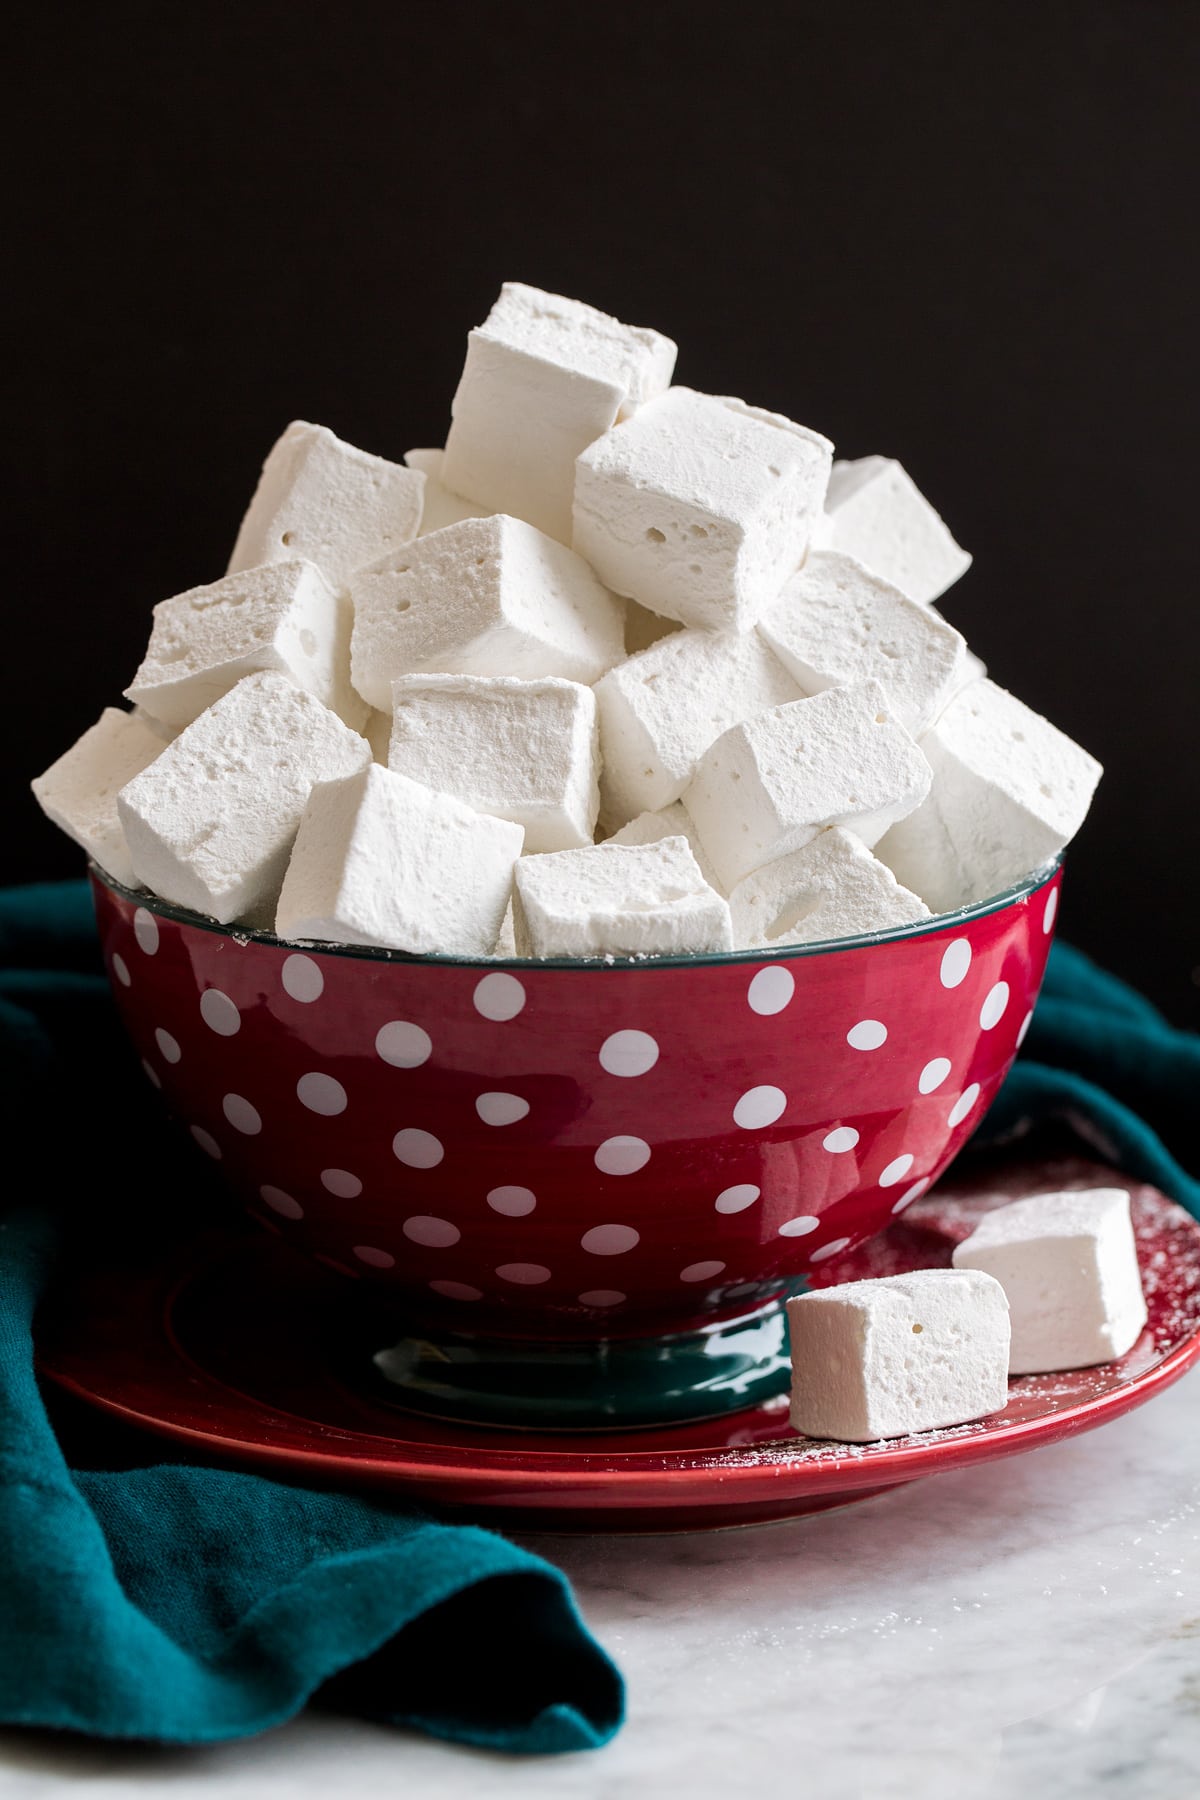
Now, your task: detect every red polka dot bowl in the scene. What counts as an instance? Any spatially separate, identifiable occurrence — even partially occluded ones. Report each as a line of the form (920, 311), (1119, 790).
(91, 861), (1062, 1427)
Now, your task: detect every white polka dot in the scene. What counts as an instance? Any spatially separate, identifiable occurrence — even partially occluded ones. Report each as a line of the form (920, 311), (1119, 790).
(879, 1153), (915, 1188)
(430, 1279), (481, 1302)
(892, 1178), (930, 1213)
(681, 1260), (726, 1283)
(200, 989), (240, 1036)
(141, 1058), (162, 1089)
(155, 1027), (181, 1064)
(594, 1136), (651, 1175)
(282, 953), (324, 1003)
(496, 1262), (551, 1285)
(598, 1029), (660, 1077)
(940, 939), (972, 989)
(261, 1185), (303, 1220)
(473, 972), (526, 1021)
(222, 1093), (262, 1135)
(487, 1185), (536, 1216)
(734, 1085), (787, 1129)
(190, 1125), (221, 1159)
(747, 966), (795, 1016)
(579, 1289), (625, 1307)
(919, 1057), (952, 1094)
(778, 1215), (820, 1238)
(980, 981), (1010, 1030)
(111, 953), (131, 987)
(133, 907), (159, 954)
(320, 1168), (362, 1198)
(581, 1223), (639, 1256)
(948, 1083), (982, 1128)
(847, 1018), (888, 1051)
(402, 1214), (461, 1247)
(1017, 1008), (1034, 1047)
(475, 1091), (529, 1126)
(822, 1125), (859, 1154)
(354, 1244), (395, 1269)
(297, 1071), (348, 1115)
(393, 1128), (444, 1168)
(715, 1183), (760, 1214)
(811, 1237), (852, 1263)
(1043, 886), (1059, 934)
(375, 1020), (432, 1067)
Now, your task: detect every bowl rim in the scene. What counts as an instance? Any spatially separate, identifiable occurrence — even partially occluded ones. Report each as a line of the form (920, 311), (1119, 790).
(90, 853), (1063, 974)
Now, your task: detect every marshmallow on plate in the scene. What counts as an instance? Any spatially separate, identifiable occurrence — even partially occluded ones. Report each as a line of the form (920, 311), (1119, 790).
(876, 678), (1103, 911)
(513, 836), (732, 958)
(125, 560), (367, 731)
(441, 282), (676, 542)
(388, 672), (599, 852)
(276, 763), (523, 956)
(606, 802), (724, 893)
(228, 421), (424, 588)
(684, 679), (932, 891)
(349, 513), (625, 711)
(118, 672), (372, 926)
(952, 1188), (1147, 1374)
(32, 707), (165, 889)
(573, 387), (833, 632)
(594, 627), (803, 826)
(788, 1269), (1011, 1443)
(819, 456), (971, 605)
(759, 551), (968, 738)
(404, 448), (493, 535)
(727, 825), (929, 950)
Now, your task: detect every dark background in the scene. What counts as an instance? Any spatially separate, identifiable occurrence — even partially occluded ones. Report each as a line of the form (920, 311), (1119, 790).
(7, 2), (1197, 1021)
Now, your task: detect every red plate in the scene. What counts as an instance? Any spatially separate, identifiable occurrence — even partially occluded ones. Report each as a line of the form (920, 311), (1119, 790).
(37, 1158), (1200, 1531)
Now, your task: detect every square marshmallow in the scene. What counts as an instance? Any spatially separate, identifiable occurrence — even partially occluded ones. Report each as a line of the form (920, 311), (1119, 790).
(513, 837), (732, 958)
(276, 763), (523, 956)
(573, 387), (833, 632)
(441, 283), (676, 542)
(388, 673), (599, 852)
(594, 626), (803, 827)
(404, 448), (494, 535)
(727, 826), (929, 950)
(349, 513), (625, 711)
(788, 1269), (1011, 1443)
(684, 679), (932, 891)
(607, 802), (724, 893)
(820, 456), (971, 605)
(228, 420), (424, 588)
(118, 671), (372, 926)
(125, 560), (366, 731)
(32, 707), (164, 889)
(952, 1189), (1147, 1374)
(758, 551), (968, 738)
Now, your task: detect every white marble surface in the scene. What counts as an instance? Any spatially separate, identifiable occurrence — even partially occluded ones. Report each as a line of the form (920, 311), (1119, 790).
(3, 1366), (1200, 1798)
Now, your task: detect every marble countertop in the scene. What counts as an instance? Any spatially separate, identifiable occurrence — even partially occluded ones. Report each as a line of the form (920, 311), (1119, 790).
(3, 1367), (1200, 1799)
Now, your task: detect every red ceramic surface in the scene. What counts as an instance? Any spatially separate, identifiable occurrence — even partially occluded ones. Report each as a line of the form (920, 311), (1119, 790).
(92, 864), (1062, 1341)
(37, 1159), (1200, 1532)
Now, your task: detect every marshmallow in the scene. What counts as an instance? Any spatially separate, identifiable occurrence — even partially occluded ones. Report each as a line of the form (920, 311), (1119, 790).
(31, 707), (164, 888)
(594, 627), (802, 825)
(228, 421), (424, 588)
(624, 597), (682, 656)
(607, 802), (724, 893)
(404, 448), (493, 535)
(821, 456), (971, 604)
(876, 678), (1103, 911)
(758, 551), (968, 738)
(276, 763), (523, 956)
(952, 1189), (1147, 1374)
(118, 672), (372, 926)
(441, 283), (676, 541)
(788, 1269), (1010, 1443)
(573, 387), (833, 632)
(684, 680), (932, 891)
(125, 560), (367, 731)
(513, 836), (732, 958)
(388, 673), (599, 852)
(727, 826), (929, 950)
(129, 707), (180, 744)
(349, 513), (625, 710)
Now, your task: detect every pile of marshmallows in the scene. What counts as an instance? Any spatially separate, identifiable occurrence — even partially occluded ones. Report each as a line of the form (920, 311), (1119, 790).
(33, 282), (1103, 959)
